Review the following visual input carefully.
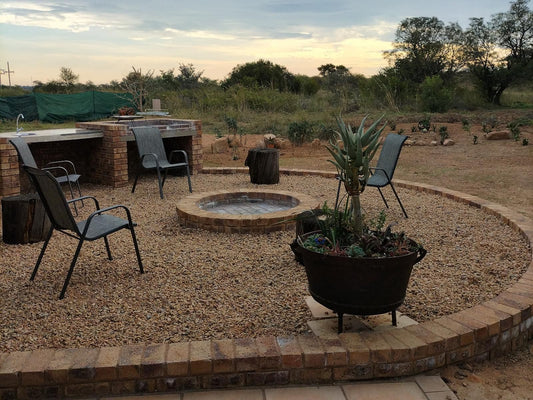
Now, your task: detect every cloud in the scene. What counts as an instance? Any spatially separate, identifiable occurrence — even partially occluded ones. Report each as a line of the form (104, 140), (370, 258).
(0, 1), (132, 32)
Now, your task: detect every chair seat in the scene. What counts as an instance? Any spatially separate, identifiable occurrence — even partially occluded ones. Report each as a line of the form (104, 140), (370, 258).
(77, 214), (130, 240)
(55, 174), (81, 184)
(367, 172), (389, 187)
(142, 160), (188, 170)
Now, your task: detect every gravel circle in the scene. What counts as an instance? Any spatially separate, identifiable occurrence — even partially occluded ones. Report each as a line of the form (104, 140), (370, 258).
(0, 173), (530, 352)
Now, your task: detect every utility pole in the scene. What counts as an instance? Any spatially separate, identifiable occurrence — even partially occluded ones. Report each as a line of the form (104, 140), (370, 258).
(0, 67), (6, 86)
(6, 62), (14, 87)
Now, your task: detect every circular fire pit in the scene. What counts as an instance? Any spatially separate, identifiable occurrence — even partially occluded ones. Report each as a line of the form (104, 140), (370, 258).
(176, 189), (317, 233)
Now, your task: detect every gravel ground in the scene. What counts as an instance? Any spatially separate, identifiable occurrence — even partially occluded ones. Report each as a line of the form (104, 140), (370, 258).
(0, 173), (530, 352)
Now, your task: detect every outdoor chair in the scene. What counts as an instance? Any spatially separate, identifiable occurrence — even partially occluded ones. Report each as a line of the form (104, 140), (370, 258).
(10, 137), (83, 211)
(366, 133), (409, 218)
(131, 126), (192, 199)
(23, 165), (144, 299)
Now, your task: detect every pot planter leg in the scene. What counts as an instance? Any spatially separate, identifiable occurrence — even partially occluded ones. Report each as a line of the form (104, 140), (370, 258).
(392, 309), (397, 326)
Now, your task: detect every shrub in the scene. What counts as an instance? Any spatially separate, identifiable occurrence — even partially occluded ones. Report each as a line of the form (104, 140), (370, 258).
(287, 120), (314, 146)
(438, 126), (449, 144)
(418, 75), (452, 113)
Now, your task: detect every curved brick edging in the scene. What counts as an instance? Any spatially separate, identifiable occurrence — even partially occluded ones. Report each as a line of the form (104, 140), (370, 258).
(0, 168), (531, 399)
(176, 189), (318, 234)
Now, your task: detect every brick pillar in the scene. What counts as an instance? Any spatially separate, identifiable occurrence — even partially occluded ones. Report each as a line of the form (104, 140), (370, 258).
(103, 125), (129, 188)
(191, 120), (203, 174)
(0, 139), (20, 197)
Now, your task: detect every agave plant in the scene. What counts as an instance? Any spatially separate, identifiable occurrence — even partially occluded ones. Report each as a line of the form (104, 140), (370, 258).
(327, 115), (386, 236)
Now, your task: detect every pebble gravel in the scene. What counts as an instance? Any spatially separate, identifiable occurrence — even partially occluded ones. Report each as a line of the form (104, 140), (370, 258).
(0, 173), (530, 352)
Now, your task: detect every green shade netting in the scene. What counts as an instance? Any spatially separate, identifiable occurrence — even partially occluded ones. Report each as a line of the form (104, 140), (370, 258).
(0, 91), (134, 122)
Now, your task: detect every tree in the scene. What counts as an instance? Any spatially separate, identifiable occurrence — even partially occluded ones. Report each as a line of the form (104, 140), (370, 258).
(158, 63), (205, 90)
(464, 0), (532, 104)
(384, 17), (465, 84)
(493, 0), (533, 80)
(176, 63), (204, 89)
(59, 67), (79, 92)
(121, 67), (154, 111)
(463, 18), (510, 105)
(317, 64), (360, 111)
(222, 59), (296, 92)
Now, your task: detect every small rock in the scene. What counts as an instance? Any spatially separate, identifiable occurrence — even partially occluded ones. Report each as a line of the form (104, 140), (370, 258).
(311, 138), (321, 149)
(486, 130), (511, 140)
(443, 139), (455, 146)
(211, 137), (229, 153)
(455, 370), (468, 379)
(431, 140), (438, 146)
(275, 137), (291, 149)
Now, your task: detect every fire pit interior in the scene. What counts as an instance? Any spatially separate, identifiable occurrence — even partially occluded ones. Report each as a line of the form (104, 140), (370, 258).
(176, 189), (317, 233)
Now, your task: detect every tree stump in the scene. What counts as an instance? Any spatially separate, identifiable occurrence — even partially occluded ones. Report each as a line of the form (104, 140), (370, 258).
(2, 193), (51, 244)
(245, 148), (280, 184)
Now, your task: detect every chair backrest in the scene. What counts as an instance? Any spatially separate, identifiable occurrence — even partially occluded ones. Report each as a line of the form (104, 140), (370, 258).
(373, 133), (408, 181)
(23, 166), (78, 232)
(131, 126), (168, 168)
(9, 137), (38, 168)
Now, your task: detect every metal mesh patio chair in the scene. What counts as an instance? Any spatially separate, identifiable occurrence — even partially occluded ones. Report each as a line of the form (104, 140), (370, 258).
(23, 165), (144, 299)
(367, 133), (409, 218)
(10, 137), (83, 207)
(131, 126), (192, 199)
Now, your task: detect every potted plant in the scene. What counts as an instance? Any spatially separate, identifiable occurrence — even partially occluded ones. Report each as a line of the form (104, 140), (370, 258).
(291, 116), (426, 333)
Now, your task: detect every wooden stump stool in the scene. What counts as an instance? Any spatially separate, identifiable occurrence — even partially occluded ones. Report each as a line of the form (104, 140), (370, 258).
(245, 148), (280, 184)
(2, 193), (51, 244)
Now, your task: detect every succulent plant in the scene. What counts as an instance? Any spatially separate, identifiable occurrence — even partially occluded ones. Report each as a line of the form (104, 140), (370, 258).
(326, 115), (386, 236)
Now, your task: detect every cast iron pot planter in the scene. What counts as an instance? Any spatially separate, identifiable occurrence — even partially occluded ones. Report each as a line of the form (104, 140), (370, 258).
(291, 231), (427, 333)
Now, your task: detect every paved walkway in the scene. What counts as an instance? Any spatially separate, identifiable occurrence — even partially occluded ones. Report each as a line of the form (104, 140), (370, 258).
(91, 376), (458, 400)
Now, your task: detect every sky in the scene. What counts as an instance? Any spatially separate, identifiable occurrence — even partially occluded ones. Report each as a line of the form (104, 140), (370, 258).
(0, 0), (512, 86)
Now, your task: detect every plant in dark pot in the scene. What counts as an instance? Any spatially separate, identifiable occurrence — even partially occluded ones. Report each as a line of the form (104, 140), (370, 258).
(291, 116), (426, 333)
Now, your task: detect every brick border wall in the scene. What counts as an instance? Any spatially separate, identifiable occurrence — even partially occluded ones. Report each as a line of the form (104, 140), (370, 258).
(176, 189), (318, 234)
(0, 169), (531, 399)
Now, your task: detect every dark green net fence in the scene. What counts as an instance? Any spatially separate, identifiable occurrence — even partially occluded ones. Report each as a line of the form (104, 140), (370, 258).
(0, 91), (134, 122)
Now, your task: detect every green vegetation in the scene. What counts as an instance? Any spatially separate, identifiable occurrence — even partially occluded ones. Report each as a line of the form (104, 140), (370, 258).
(1, 0), (531, 132)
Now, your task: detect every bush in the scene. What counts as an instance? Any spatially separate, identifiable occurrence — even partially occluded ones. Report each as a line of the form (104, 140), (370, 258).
(287, 120), (314, 146)
(418, 76), (452, 113)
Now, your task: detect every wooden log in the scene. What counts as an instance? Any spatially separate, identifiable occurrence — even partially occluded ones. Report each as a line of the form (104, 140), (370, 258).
(245, 148), (280, 184)
(2, 193), (51, 244)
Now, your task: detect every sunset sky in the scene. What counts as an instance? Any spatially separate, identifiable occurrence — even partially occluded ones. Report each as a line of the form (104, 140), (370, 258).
(0, 1), (511, 86)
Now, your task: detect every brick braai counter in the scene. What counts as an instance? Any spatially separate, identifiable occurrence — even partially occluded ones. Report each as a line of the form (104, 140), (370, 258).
(0, 118), (202, 197)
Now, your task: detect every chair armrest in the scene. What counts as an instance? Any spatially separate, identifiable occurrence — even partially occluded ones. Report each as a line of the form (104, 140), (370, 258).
(140, 153), (160, 167)
(169, 149), (189, 164)
(42, 165), (70, 178)
(81, 204), (135, 236)
(368, 167), (392, 182)
(46, 160), (78, 175)
(67, 195), (100, 209)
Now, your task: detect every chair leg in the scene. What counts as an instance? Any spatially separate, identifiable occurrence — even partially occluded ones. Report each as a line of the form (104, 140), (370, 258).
(75, 180), (84, 207)
(162, 169), (169, 188)
(30, 227), (53, 281)
(377, 187), (389, 209)
(132, 172), (140, 193)
(60, 238), (84, 299)
(66, 180), (79, 215)
(389, 182), (408, 218)
(129, 225), (144, 274)
(103, 236), (112, 260)
(156, 168), (164, 199)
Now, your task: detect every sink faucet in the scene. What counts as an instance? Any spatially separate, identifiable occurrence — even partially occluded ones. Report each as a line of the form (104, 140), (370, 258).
(16, 113), (24, 135)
